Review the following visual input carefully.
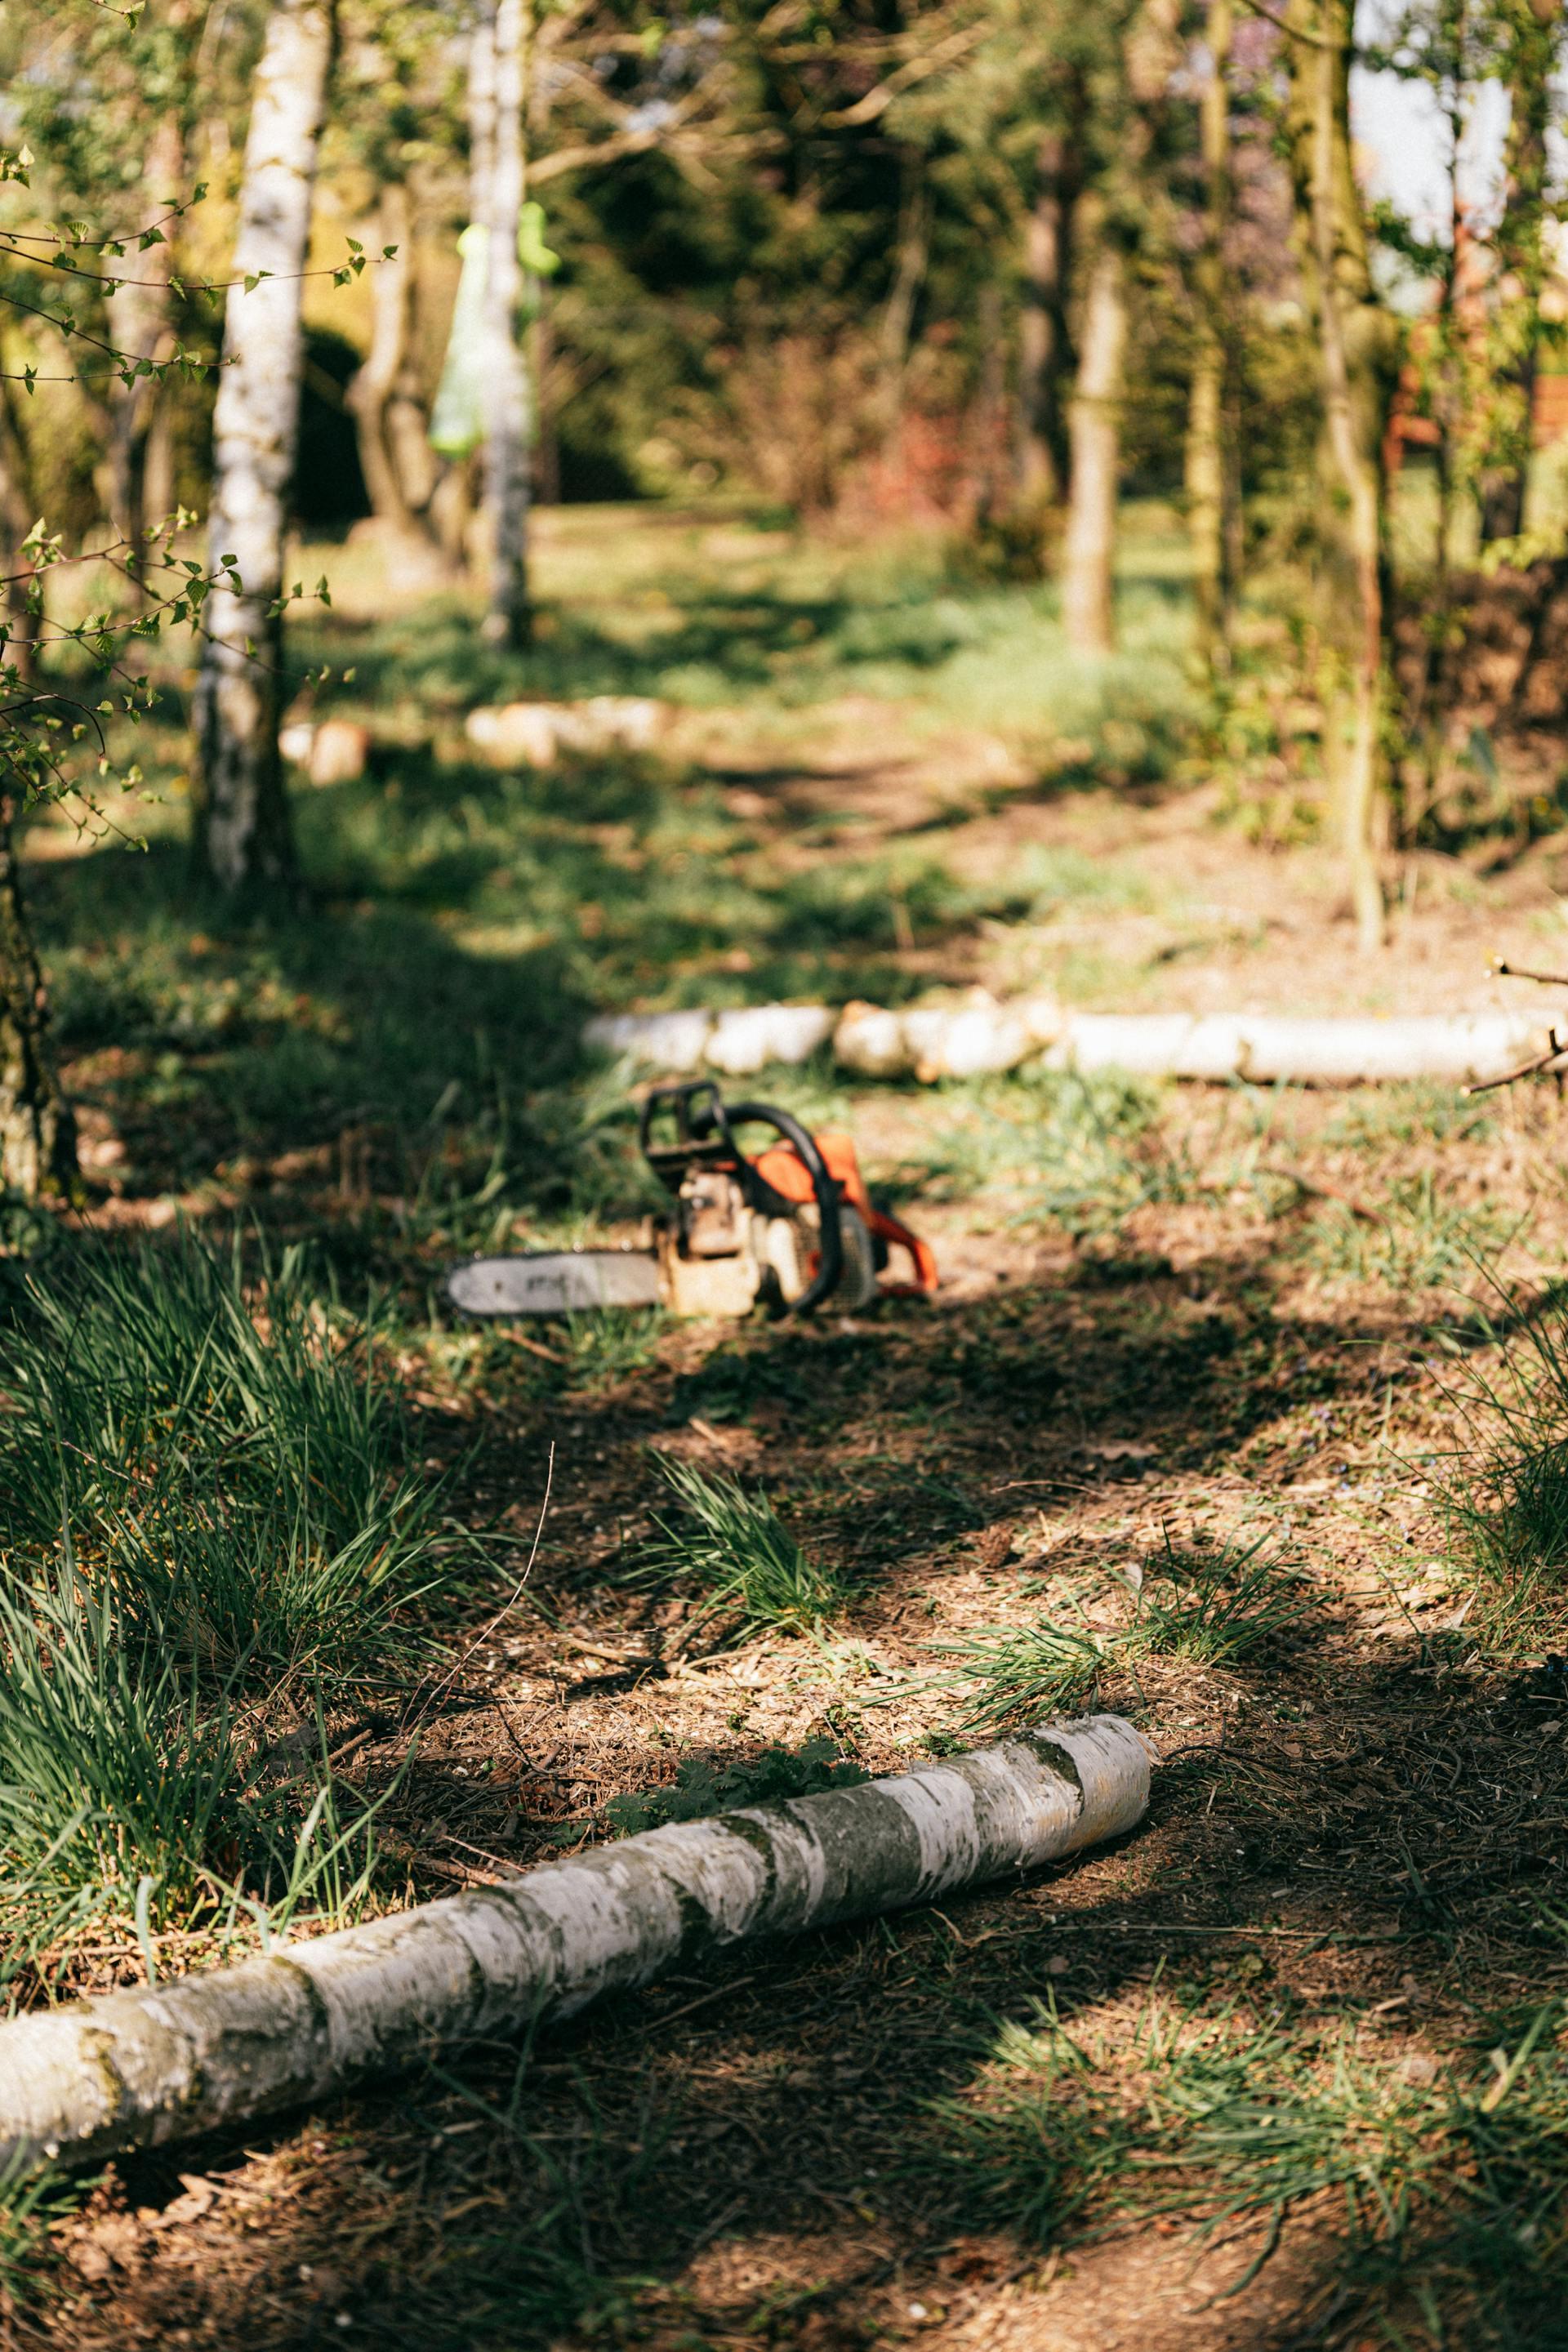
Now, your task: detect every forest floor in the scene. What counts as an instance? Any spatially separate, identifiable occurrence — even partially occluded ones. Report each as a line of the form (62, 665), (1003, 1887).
(11, 502), (1568, 2350)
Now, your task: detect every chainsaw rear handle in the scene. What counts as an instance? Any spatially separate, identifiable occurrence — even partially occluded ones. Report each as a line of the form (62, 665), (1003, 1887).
(865, 1204), (939, 1297)
(637, 1080), (843, 1316)
(723, 1099), (843, 1316)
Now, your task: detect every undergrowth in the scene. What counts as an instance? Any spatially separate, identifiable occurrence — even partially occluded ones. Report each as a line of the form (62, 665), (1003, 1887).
(603, 1735), (867, 1836)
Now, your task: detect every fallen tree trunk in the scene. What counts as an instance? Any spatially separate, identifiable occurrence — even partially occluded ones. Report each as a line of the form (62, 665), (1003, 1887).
(584, 999), (1552, 1089)
(0, 1715), (1147, 2172)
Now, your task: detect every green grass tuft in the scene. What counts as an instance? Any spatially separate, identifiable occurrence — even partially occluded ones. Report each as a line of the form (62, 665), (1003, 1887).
(1438, 1285), (1568, 1650)
(0, 1236), (444, 1981)
(642, 1456), (853, 1637)
(1134, 1527), (1307, 1665)
(923, 1620), (1106, 1736)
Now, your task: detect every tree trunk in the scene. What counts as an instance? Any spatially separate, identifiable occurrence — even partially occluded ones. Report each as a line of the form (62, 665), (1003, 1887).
(1061, 229), (1127, 656)
(105, 113), (185, 571)
(0, 362), (74, 1202)
(0, 794), (77, 1205)
(1185, 0), (1233, 677)
(532, 292), (560, 506)
(0, 1717), (1147, 2169)
(879, 158), (928, 459)
(1477, 0), (1556, 544)
(346, 180), (420, 537)
(1017, 130), (1075, 508)
(1286, 0), (1395, 953)
(190, 0), (334, 896)
(479, 0), (533, 648)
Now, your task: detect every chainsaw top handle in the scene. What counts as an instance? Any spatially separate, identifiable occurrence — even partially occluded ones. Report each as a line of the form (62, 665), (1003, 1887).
(638, 1080), (844, 1316)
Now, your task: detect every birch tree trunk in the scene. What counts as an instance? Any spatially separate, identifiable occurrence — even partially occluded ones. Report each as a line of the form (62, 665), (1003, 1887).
(1186, 0), (1233, 677)
(1017, 131), (1075, 510)
(479, 0), (533, 648)
(105, 113), (184, 573)
(190, 0), (334, 896)
(1061, 229), (1127, 657)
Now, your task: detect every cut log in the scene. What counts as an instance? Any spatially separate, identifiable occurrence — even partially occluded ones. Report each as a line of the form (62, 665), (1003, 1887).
(706, 1004), (835, 1076)
(1053, 1012), (1549, 1085)
(0, 1716), (1147, 2172)
(584, 1000), (1552, 1090)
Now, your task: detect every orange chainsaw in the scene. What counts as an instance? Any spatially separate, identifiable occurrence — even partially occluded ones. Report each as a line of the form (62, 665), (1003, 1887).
(445, 1080), (938, 1321)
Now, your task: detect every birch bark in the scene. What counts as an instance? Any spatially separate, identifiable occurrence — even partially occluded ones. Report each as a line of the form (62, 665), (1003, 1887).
(0, 1717), (1147, 2170)
(191, 0), (334, 894)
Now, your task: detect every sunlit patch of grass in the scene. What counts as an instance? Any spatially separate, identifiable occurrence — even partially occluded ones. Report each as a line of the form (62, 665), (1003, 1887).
(1134, 1527), (1307, 1665)
(1299, 1173), (1515, 1292)
(872, 1068), (1194, 1245)
(922, 1620), (1107, 1737)
(640, 1456), (855, 1637)
(0, 1234), (449, 1693)
(561, 1309), (671, 1392)
(933, 1989), (1568, 2337)
(1323, 1084), (1497, 1152)
(911, 1525), (1306, 1735)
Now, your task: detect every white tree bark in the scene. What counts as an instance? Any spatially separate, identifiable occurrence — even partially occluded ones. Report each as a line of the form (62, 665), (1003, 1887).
(191, 0), (334, 893)
(479, 0), (533, 646)
(0, 1717), (1147, 2171)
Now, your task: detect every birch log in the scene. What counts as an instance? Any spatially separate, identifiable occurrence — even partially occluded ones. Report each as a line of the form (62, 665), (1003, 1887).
(584, 1000), (1553, 1089)
(0, 1716), (1147, 2172)
(191, 0), (333, 894)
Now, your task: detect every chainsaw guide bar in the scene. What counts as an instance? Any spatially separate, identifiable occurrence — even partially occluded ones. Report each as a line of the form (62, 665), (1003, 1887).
(444, 1251), (662, 1320)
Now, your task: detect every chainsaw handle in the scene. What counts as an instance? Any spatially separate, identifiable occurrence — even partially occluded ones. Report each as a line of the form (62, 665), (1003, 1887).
(866, 1205), (938, 1297)
(723, 1099), (844, 1316)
